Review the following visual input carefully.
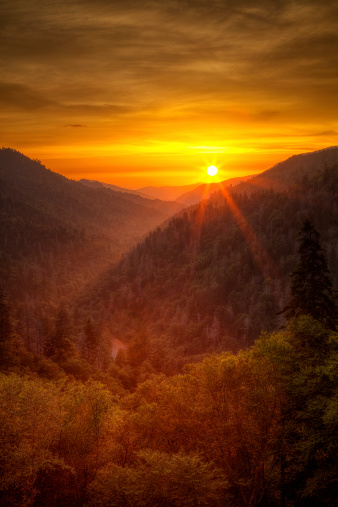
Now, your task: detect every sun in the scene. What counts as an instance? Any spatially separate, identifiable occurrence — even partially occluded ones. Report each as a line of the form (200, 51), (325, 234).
(207, 165), (218, 176)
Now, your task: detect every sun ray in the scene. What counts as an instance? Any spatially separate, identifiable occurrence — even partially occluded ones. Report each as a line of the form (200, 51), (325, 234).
(216, 182), (282, 284)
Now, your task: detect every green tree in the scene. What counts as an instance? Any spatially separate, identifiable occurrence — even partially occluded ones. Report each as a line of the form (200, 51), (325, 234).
(89, 450), (227, 506)
(0, 374), (69, 505)
(254, 316), (338, 505)
(283, 220), (337, 330)
(58, 381), (115, 506)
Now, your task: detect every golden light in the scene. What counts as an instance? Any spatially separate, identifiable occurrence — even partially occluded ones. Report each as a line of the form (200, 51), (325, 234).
(207, 165), (218, 176)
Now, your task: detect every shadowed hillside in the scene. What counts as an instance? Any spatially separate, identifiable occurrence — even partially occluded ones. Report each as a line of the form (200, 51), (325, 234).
(0, 148), (182, 309)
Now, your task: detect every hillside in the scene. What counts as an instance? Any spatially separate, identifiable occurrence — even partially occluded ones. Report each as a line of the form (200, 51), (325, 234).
(0, 148), (182, 309)
(176, 146), (338, 206)
(79, 178), (156, 200)
(1, 150), (337, 507)
(77, 162), (338, 371)
(234, 146), (338, 194)
(176, 174), (254, 206)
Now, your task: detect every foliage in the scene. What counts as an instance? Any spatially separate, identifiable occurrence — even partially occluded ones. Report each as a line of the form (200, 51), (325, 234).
(0, 316), (337, 505)
(0, 374), (68, 505)
(254, 316), (338, 505)
(283, 220), (337, 330)
(89, 450), (227, 506)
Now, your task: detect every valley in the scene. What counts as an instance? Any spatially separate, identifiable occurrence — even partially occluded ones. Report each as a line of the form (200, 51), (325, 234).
(1, 146), (338, 506)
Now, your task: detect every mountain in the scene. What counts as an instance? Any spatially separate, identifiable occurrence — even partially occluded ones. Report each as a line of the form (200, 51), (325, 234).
(77, 157), (338, 371)
(176, 175), (255, 206)
(137, 182), (201, 201)
(79, 178), (154, 200)
(176, 146), (338, 206)
(0, 148), (182, 308)
(234, 146), (338, 194)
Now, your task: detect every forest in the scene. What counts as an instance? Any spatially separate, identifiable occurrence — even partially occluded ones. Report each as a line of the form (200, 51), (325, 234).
(0, 148), (338, 506)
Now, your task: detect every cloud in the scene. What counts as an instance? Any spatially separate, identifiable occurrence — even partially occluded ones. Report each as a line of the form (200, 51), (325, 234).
(1, 0), (338, 180)
(0, 82), (55, 111)
(64, 124), (87, 128)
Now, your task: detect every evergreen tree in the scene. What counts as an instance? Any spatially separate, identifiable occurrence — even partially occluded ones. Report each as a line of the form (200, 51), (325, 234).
(0, 289), (12, 345)
(0, 288), (17, 368)
(83, 318), (99, 366)
(283, 220), (337, 330)
(44, 308), (75, 362)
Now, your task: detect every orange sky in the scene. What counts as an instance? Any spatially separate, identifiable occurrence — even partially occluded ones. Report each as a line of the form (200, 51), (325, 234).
(1, 0), (338, 188)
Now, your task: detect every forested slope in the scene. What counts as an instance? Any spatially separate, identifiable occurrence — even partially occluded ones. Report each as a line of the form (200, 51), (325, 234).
(175, 174), (254, 206)
(0, 148), (182, 310)
(1, 151), (338, 506)
(77, 164), (338, 370)
(235, 146), (338, 194)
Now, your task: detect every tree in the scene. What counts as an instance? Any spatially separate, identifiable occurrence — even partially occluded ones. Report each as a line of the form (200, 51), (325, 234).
(282, 220), (337, 330)
(89, 450), (227, 506)
(44, 308), (76, 362)
(83, 319), (99, 366)
(254, 316), (338, 506)
(0, 289), (18, 368)
(0, 374), (69, 505)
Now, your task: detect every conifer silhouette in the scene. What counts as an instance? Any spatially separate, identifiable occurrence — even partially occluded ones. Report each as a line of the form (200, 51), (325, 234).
(283, 220), (337, 330)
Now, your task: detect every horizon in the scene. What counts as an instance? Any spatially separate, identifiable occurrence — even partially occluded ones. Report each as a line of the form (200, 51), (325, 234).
(1, 0), (338, 187)
(3, 144), (337, 191)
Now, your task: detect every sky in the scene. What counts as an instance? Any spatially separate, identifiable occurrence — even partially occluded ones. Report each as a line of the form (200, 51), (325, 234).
(1, 0), (338, 187)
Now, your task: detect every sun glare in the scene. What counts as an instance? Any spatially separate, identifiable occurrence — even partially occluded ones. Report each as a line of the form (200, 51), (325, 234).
(207, 165), (218, 176)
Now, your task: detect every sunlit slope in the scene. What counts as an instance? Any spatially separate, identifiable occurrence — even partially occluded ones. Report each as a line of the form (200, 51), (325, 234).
(176, 147), (338, 206)
(235, 146), (338, 194)
(176, 175), (254, 206)
(77, 163), (338, 367)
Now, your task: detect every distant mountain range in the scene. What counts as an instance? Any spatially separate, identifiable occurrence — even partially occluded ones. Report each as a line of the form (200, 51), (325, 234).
(137, 183), (202, 201)
(79, 179), (154, 200)
(80, 147), (338, 208)
(79, 178), (251, 206)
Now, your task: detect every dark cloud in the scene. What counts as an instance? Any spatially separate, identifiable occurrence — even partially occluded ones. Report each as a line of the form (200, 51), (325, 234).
(0, 82), (55, 111)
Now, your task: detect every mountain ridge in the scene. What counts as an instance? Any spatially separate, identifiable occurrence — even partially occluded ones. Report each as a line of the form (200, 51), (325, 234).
(137, 182), (201, 201)
(75, 148), (338, 370)
(79, 178), (155, 200)
(0, 148), (182, 308)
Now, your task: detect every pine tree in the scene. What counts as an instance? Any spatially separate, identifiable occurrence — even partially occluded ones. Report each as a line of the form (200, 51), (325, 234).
(0, 289), (18, 368)
(0, 289), (12, 346)
(284, 220), (337, 330)
(44, 308), (75, 362)
(83, 318), (99, 366)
